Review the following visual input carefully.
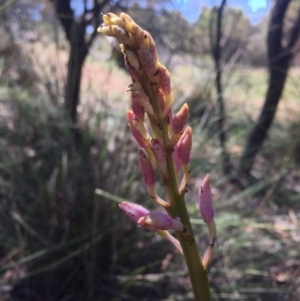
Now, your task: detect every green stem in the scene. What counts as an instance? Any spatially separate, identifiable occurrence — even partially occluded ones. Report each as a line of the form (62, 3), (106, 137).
(164, 147), (211, 301)
(141, 78), (211, 301)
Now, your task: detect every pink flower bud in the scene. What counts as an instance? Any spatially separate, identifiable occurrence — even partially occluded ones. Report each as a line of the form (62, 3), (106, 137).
(177, 126), (192, 165)
(155, 77), (173, 116)
(172, 103), (189, 135)
(120, 46), (140, 73)
(101, 12), (119, 25)
(198, 175), (215, 223)
(124, 57), (139, 81)
(138, 45), (158, 77)
(119, 201), (149, 223)
(150, 138), (168, 175)
(109, 15), (127, 27)
(138, 150), (155, 186)
(127, 110), (149, 148)
(150, 138), (166, 160)
(138, 211), (184, 232)
(158, 91), (172, 123)
(158, 63), (172, 95)
(102, 13), (131, 32)
(142, 32), (158, 67)
(172, 144), (181, 172)
(120, 45), (139, 80)
(130, 95), (145, 121)
(128, 82), (154, 115)
(97, 25), (135, 48)
(130, 23), (145, 46)
(120, 12), (134, 24)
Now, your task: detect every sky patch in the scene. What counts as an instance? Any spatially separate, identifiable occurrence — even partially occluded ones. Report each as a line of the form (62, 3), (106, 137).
(248, 0), (268, 13)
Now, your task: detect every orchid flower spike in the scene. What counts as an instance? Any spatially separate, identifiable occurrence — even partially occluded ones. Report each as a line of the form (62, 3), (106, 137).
(99, 13), (214, 299)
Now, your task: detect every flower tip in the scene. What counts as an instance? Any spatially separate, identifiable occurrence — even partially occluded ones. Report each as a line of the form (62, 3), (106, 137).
(118, 201), (127, 211)
(126, 109), (134, 121)
(97, 26), (103, 33)
(137, 215), (146, 227)
(203, 174), (210, 188)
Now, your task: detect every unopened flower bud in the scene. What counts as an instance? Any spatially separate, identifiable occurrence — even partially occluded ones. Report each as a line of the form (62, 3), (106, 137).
(127, 110), (149, 148)
(150, 138), (168, 176)
(120, 45), (140, 73)
(158, 63), (172, 95)
(109, 16), (127, 27)
(129, 22), (145, 46)
(177, 127), (192, 193)
(138, 150), (170, 208)
(119, 201), (149, 223)
(169, 103), (189, 147)
(177, 126), (192, 165)
(138, 149), (155, 186)
(172, 144), (181, 172)
(97, 25), (135, 47)
(101, 12), (119, 25)
(142, 32), (158, 66)
(138, 211), (184, 232)
(198, 175), (215, 223)
(120, 12), (134, 24)
(102, 12), (131, 32)
(157, 91), (172, 125)
(172, 104), (189, 135)
(138, 45), (158, 77)
(130, 94), (145, 121)
(128, 82), (154, 115)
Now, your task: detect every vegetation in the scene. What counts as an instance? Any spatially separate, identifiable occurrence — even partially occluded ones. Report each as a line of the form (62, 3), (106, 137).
(0, 0), (300, 300)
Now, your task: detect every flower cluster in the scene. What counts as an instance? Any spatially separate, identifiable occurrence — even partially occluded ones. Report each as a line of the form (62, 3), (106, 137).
(98, 12), (216, 274)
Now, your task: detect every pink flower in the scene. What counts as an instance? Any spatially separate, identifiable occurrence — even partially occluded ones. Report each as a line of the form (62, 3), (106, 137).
(158, 63), (171, 95)
(150, 138), (168, 175)
(150, 138), (166, 160)
(172, 144), (181, 172)
(198, 175), (215, 223)
(128, 82), (154, 116)
(177, 126), (192, 165)
(158, 90), (172, 121)
(121, 45), (139, 81)
(119, 202), (184, 232)
(98, 25), (135, 48)
(138, 45), (158, 77)
(119, 201), (149, 223)
(130, 94), (145, 121)
(138, 150), (155, 186)
(138, 211), (184, 232)
(127, 110), (149, 148)
(172, 103), (189, 135)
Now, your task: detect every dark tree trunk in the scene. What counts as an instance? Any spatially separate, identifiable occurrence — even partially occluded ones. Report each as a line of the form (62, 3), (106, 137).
(211, 0), (233, 177)
(238, 0), (300, 178)
(65, 44), (87, 123)
(50, 0), (109, 123)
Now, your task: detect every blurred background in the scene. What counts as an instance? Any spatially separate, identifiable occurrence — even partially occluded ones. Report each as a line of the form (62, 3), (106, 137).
(0, 0), (300, 300)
